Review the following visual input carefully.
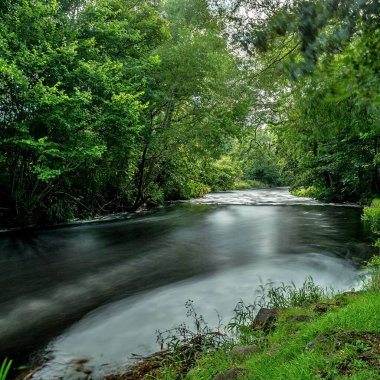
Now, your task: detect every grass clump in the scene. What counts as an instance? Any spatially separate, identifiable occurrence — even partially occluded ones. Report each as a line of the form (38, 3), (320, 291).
(0, 359), (12, 380)
(266, 276), (330, 308)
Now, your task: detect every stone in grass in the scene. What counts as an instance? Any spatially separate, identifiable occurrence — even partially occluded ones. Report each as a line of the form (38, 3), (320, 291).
(314, 302), (338, 314)
(213, 368), (247, 380)
(229, 345), (260, 360)
(252, 308), (278, 333)
(342, 290), (361, 297)
(288, 315), (312, 323)
(305, 342), (315, 351)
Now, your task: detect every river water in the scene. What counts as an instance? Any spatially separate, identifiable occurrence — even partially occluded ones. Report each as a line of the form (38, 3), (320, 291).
(0, 188), (372, 379)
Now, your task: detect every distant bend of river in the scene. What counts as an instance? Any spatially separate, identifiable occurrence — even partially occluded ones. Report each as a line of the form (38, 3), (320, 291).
(0, 188), (371, 379)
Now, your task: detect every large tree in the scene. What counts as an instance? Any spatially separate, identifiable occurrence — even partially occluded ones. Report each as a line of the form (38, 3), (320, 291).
(131, 0), (254, 208)
(0, 0), (168, 226)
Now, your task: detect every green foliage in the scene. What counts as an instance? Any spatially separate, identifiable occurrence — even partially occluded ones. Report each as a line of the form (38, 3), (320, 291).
(0, 0), (258, 225)
(228, 277), (327, 338)
(178, 181), (211, 200)
(0, 359), (12, 380)
(362, 206), (380, 233)
(128, 0), (255, 208)
(157, 300), (230, 353)
(291, 186), (333, 201)
(230, 180), (268, 190)
(220, 0), (380, 203)
(207, 157), (244, 191)
(151, 277), (330, 379)
(2, 0), (377, 225)
(155, 300), (231, 378)
(0, 0), (170, 226)
(363, 255), (380, 290)
(361, 199), (380, 289)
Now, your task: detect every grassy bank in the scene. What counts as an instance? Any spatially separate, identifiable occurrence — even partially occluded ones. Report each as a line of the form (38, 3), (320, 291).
(188, 290), (380, 380)
(107, 267), (380, 380)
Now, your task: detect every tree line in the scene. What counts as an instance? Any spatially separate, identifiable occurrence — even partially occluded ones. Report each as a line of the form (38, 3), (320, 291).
(1, 0), (378, 227)
(226, 0), (380, 202)
(0, 0), (275, 227)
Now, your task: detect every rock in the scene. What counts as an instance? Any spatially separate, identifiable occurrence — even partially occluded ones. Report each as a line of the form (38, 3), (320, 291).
(229, 345), (260, 360)
(305, 342), (315, 351)
(314, 302), (337, 314)
(213, 368), (247, 380)
(252, 308), (278, 333)
(68, 357), (93, 378)
(342, 291), (361, 297)
(288, 315), (312, 323)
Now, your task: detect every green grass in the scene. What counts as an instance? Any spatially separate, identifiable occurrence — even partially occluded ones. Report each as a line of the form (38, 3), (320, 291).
(0, 359), (12, 380)
(187, 291), (380, 380)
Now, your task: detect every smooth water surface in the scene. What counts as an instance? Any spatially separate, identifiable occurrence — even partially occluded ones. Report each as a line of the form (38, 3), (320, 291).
(0, 189), (371, 379)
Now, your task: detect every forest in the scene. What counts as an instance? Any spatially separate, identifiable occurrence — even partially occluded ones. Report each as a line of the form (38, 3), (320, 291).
(0, 0), (379, 227)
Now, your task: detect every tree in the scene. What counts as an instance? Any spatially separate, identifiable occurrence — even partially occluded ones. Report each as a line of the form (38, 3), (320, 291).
(131, 0), (253, 208)
(0, 0), (168, 226)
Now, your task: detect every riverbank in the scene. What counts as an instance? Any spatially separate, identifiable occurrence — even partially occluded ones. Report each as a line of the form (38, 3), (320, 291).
(107, 281), (380, 380)
(189, 290), (380, 379)
(0, 181), (269, 231)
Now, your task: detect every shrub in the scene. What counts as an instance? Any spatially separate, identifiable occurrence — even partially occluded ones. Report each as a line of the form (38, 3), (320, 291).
(291, 186), (332, 201)
(363, 255), (380, 290)
(231, 180), (268, 190)
(362, 198), (380, 233)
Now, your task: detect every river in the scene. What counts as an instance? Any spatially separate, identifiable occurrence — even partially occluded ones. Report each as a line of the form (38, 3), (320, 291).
(0, 188), (372, 379)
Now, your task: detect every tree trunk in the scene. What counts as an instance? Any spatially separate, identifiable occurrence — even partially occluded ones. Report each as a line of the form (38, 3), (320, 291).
(132, 143), (149, 210)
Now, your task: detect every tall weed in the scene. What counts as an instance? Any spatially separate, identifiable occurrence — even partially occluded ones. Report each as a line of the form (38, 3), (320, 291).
(0, 358), (12, 380)
(267, 276), (329, 308)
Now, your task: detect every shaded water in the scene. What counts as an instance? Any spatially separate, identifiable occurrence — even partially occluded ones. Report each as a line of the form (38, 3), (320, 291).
(0, 189), (371, 379)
